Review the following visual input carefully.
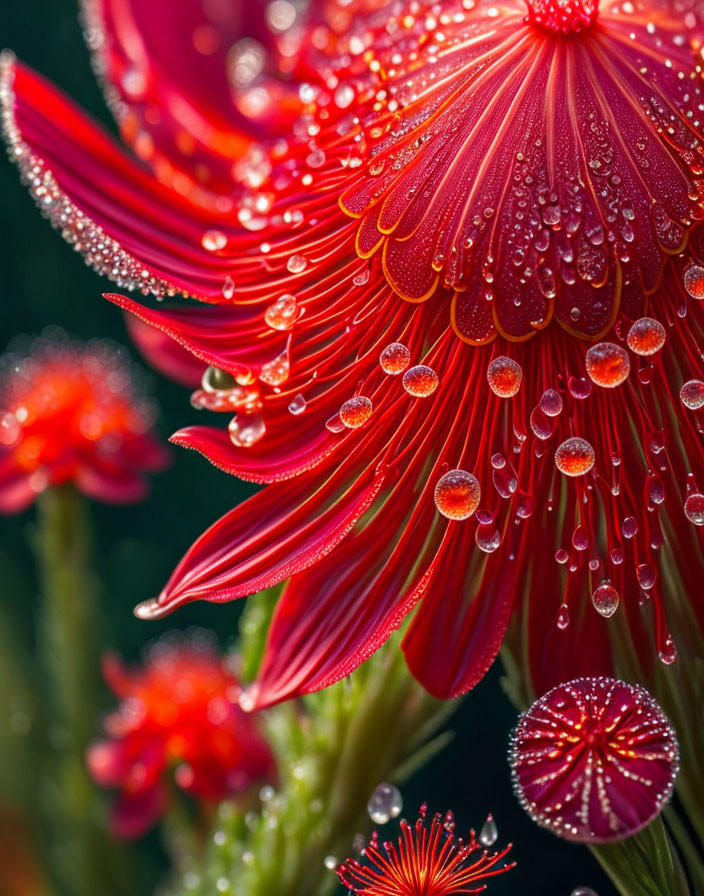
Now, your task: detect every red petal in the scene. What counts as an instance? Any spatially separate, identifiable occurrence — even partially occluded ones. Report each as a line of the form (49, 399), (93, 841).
(125, 314), (204, 387)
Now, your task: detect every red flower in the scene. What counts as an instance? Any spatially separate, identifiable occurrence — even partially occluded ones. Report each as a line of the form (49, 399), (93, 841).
(0, 333), (167, 512)
(3, 0), (704, 704)
(510, 677), (679, 842)
(337, 805), (514, 895)
(86, 636), (275, 839)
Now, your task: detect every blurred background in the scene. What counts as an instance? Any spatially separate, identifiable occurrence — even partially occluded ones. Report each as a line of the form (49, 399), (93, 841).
(0, 3), (616, 894)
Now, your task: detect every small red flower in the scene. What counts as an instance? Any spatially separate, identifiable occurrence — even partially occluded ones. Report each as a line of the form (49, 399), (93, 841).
(0, 334), (167, 512)
(338, 805), (514, 896)
(510, 677), (679, 842)
(86, 636), (275, 839)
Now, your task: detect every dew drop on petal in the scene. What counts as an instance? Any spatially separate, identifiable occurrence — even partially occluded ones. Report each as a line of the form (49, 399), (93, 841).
(684, 492), (704, 525)
(288, 393), (306, 415)
(367, 783), (402, 825)
(680, 379), (704, 410)
(339, 396), (372, 428)
(684, 264), (704, 299)
(556, 603), (570, 629)
(201, 229), (227, 251)
(487, 356), (522, 398)
(265, 294), (298, 330)
(221, 276), (235, 299)
(627, 318), (666, 356)
(479, 814), (498, 847)
(555, 437), (595, 477)
(286, 254), (307, 273)
(539, 388), (563, 416)
(434, 469), (481, 520)
(402, 365), (439, 397)
(380, 342), (410, 375)
(658, 634), (677, 665)
(323, 856), (338, 871)
(591, 582), (619, 618)
(353, 268), (370, 287)
(585, 342), (631, 388)
(228, 411), (266, 447)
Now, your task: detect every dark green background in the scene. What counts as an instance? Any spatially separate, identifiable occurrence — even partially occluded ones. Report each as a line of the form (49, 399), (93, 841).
(0, 3), (614, 893)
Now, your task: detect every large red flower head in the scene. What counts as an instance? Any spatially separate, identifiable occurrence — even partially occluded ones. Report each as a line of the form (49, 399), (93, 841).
(0, 333), (167, 512)
(510, 677), (679, 842)
(337, 804), (514, 895)
(3, 0), (704, 703)
(87, 635), (275, 839)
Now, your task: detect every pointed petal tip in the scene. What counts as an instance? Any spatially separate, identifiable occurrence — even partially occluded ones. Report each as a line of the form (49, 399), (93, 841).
(133, 597), (170, 620)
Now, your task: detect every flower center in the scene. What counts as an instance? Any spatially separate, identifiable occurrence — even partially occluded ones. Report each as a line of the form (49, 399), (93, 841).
(524, 0), (598, 34)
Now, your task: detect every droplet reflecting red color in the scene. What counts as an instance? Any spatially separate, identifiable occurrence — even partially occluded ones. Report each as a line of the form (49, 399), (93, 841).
(680, 379), (704, 410)
(684, 492), (704, 525)
(265, 294), (298, 330)
(487, 356), (522, 398)
(684, 264), (704, 299)
(627, 318), (666, 356)
(366, 782), (402, 824)
(585, 342), (630, 388)
(592, 582), (619, 618)
(379, 342), (410, 375)
(555, 438), (595, 476)
(402, 365), (439, 397)
(434, 470), (481, 520)
(201, 229), (227, 251)
(510, 677), (679, 842)
(340, 396), (373, 429)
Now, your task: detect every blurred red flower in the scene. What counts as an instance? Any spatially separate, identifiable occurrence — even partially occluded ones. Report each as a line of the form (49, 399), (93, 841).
(87, 636), (275, 839)
(3, 0), (704, 705)
(338, 805), (513, 895)
(0, 334), (167, 512)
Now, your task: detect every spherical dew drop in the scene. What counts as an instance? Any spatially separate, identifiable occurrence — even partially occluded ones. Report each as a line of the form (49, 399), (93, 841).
(379, 342), (411, 375)
(402, 364), (439, 397)
(555, 437), (596, 477)
(434, 469), (481, 520)
(627, 317), (666, 356)
(585, 342), (631, 388)
(339, 396), (373, 429)
(487, 356), (522, 398)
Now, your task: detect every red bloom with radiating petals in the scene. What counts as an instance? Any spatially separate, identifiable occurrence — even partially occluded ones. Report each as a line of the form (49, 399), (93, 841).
(0, 334), (167, 512)
(337, 805), (514, 895)
(3, 0), (704, 706)
(87, 636), (275, 839)
(510, 677), (679, 842)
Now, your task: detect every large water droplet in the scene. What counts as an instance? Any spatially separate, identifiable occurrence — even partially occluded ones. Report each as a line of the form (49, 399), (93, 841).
(402, 365), (439, 397)
(228, 411), (266, 447)
(555, 437), (595, 476)
(591, 582), (619, 618)
(487, 356), (522, 398)
(684, 264), (704, 299)
(539, 388), (563, 416)
(202, 366), (237, 393)
(380, 342), (410, 375)
(571, 889), (599, 896)
(627, 318), (666, 356)
(367, 783), (403, 825)
(680, 379), (704, 410)
(288, 393), (306, 415)
(556, 603), (570, 629)
(339, 396), (373, 428)
(479, 814), (498, 847)
(434, 469), (481, 520)
(585, 342), (630, 388)
(286, 254), (307, 273)
(201, 229), (227, 251)
(684, 492), (704, 525)
(265, 294), (298, 330)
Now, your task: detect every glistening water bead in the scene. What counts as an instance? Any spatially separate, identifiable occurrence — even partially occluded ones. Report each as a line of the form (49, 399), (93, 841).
(264, 294), (298, 330)
(585, 342), (631, 388)
(402, 364), (439, 397)
(684, 264), (704, 299)
(201, 229), (227, 251)
(487, 356), (522, 398)
(684, 492), (704, 525)
(680, 379), (704, 410)
(379, 342), (410, 375)
(366, 782), (402, 825)
(555, 437), (595, 477)
(591, 582), (620, 618)
(626, 317), (667, 356)
(339, 396), (373, 429)
(434, 469), (481, 520)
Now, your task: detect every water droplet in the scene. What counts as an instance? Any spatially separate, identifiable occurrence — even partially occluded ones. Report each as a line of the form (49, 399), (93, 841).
(201, 229), (227, 251)
(658, 634), (677, 665)
(228, 411), (266, 447)
(339, 396), (373, 428)
(288, 393), (306, 415)
(380, 342), (410, 375)
(287, 254), (307, 273)
(334, 84), (355, 108)
(592, 582), (619, 618)
(487, 356), (522, 398)
(326, 414), (346, 433)
(221, 276), (235, 299)
(571, 889), (599, 896)
(539, 388), (563, 416)
(265, 294), (298, 330)
(353, 268), (370, 286)
(556, 603), (570, 629)
(585, 342), (631, 388)
(680, 379), (704, 410)
(555, 437), (595, 476)
(627, 318), (666, 356)
(479, 814), (498, 847)
(367, 783), (403, 825)
(684, 264), (704, 299)
(202, 366), (237, 393)
(259, 350), (290, 387)
(434, 469), (481, 520)
(402, 365), (439, 397)
(684, 492), (704, 525)
(323, 856), (338, 871)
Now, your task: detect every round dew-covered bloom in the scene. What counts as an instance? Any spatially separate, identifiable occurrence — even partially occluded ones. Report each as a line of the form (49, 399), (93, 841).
(0, 333), (167, 512)
(3, 0), (704, 706)
(87, 636), (275, 839)
(509, 677), (679, 843)
(337, 804), (514, 896)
